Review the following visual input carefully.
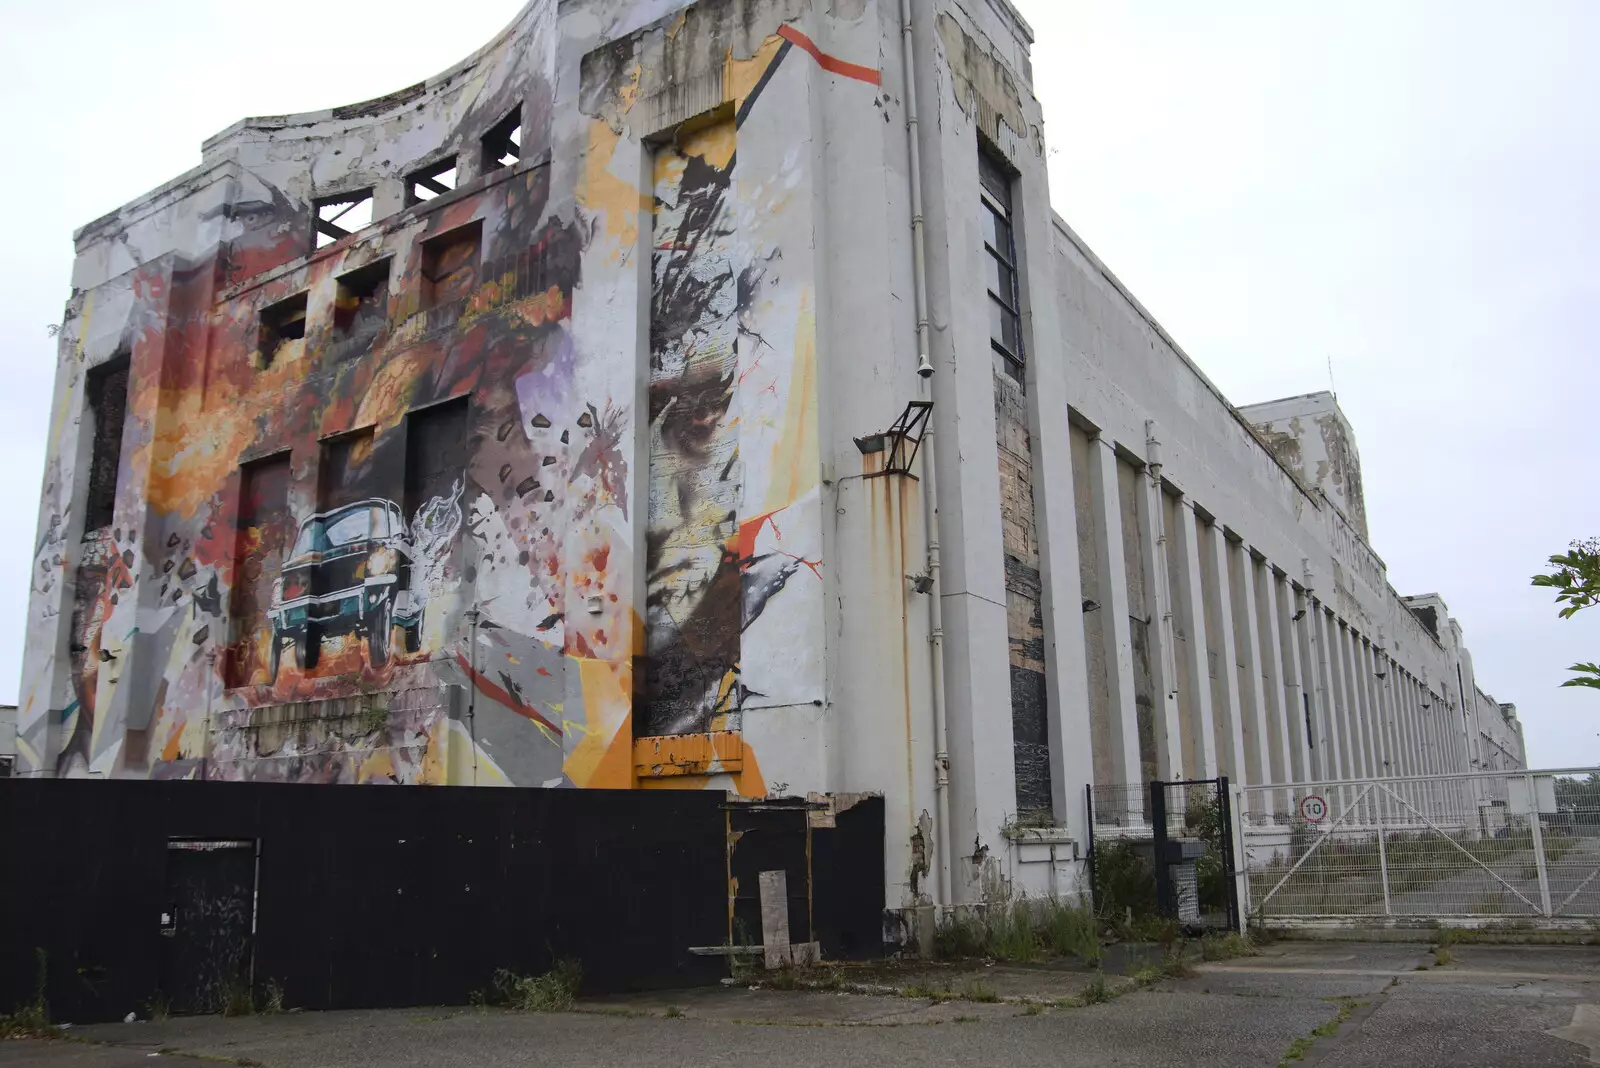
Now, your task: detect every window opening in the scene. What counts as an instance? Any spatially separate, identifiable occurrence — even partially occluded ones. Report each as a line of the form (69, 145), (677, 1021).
(421, 220), (483, 311)
(258, 292), (309, 368)
(980, 153), (1023, 386)
(404, 397), (470, 520)
(313, 189), (374, 249)
(332, 259), (391, 358)
(83, 353), (131, 534)
(481, 109), (522, 173)
(406, 157), (458, 206)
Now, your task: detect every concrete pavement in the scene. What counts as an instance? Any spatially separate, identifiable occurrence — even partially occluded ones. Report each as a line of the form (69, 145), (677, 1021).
(4, 941), (1598, 1067)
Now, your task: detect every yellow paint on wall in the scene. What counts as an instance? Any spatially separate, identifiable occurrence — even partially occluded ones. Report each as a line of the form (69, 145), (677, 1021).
(760, 291), (820, 515)
(580, 119), (649, 246)
(724, 35), (786, 113)
(564, 656), (633, 788)
(678, 120), (736, 172)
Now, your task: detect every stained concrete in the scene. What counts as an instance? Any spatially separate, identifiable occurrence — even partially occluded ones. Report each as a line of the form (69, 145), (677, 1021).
(9, 941), (1595, 1068)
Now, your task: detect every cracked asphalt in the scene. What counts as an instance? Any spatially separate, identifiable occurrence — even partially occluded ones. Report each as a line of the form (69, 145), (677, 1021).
(5, 941), (1600, 1067)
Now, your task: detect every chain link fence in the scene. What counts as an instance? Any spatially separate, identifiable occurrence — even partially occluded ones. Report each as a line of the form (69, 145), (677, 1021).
(1238, 769), (1600, 927)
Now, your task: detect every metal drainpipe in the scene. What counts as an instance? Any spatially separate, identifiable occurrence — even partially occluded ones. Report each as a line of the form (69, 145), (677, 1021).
(901, 0), (953, 910)
(1145, 421), (1180, 776)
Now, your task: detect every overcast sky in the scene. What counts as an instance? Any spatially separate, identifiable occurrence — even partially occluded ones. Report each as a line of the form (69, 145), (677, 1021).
(2, 2), (1596, 767)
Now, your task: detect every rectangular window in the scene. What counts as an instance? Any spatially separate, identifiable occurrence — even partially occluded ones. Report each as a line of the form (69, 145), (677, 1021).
(318, 429), (375, 515)
(481, 109), (522, 173)
(404, 397), (470, 519)
(331, 260), (390, 360)
(421, 220), (483, 311)
(405, 157), (458, 206)
(259, 292), (309, 368)
(313, 189), (374, 250)
(980, 153), (1024, 386)
(83, 353), (131, 534)
(226, 453), (292, 688)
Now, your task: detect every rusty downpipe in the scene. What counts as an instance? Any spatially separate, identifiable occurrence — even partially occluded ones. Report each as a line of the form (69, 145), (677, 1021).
(901, 0), (952, 910)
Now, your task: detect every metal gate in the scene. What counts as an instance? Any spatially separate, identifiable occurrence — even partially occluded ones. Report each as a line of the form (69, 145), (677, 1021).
(1087, 778), (1240, 932)
(1238, 769), (1600, 929)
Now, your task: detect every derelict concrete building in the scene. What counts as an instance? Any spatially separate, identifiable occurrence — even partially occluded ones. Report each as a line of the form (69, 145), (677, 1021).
(20, 0), (1521, 917)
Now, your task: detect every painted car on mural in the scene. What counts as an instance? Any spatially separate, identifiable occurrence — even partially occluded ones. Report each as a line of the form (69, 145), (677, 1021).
(267, 500), (422, 678)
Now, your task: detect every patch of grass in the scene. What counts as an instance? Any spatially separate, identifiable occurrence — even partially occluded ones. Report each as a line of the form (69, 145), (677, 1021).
(1279, 998), (1359, 1067)
(1311, 998), (1357, 1037)
(1432, 945), (1453, 966)
(1199, 932), (1257, 961)
(902, 984), (951, 1003)
(1018, 1001), (1044, 1016)
(663, 1005), (686, 1019)
(260, 981), (285, 1016)
(492, 960), (582, 1012)
(221, 974), (256, 1017)
(987, 900), (1043, 963)
(1041, 898), (1100, 963)
(143, 992), (171, 1022)
(1434, 927), (1458, 966)
(1079, 971), (1112, 1005)
(958, 978), (999, 1003)
(1, 949), (56, 1040)
(1279, 1035), (1315, 1066)
(952, 1014), (979, 1023)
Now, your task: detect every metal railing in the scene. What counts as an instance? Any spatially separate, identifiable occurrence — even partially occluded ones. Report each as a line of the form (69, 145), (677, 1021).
(1238, 769), (1600, 926)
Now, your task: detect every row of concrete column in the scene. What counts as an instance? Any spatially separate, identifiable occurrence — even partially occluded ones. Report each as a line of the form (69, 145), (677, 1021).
(1078, 431), (1470, 824)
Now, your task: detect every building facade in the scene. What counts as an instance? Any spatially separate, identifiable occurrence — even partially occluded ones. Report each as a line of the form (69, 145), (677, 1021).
(20, 0), (1520, 916)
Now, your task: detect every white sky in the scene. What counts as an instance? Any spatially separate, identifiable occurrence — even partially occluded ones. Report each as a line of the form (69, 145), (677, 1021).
(2, 1), (1596, 767)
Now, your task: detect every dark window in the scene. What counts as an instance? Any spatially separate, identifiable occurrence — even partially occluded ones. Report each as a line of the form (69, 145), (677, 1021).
(226, 453), (291, 688)
(405, 157), (458, 206)
(331, 259), (390, 359)
(318, 430), (375, 514)
(421, 220), (483, 310)
(481, 109), (522, 173)
(980, 153), (1024, 386)
(313, 189), (374, 250)
(83, 353), (131, 534)
(259, 292), (308, 367)
(404, 397), (470, 519)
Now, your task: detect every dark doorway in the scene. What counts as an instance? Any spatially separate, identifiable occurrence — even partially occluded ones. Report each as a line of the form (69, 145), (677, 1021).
(159, 840), (257, 1014)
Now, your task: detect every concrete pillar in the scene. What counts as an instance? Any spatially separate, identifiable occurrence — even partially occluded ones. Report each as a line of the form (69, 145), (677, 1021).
(1277, 580), (1311, 784)
(1258, 563), (1295, 789)
(1207, 523), (1249, 787)
(1232, 547), (1274, 810)
(1087, 435), (1144, 795)
(1336, 623), (1374, 821)
(1172, 498), (1217, 778)
(1310, 602), (1342, 787)
(1135, 463), (1182, 782)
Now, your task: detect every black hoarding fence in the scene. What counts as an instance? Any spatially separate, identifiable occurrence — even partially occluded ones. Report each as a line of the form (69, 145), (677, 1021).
(0, 780), (884, 1023)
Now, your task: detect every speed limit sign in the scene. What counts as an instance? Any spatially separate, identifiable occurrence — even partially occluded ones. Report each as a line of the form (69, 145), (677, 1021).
(1299, 794), (1328, 823)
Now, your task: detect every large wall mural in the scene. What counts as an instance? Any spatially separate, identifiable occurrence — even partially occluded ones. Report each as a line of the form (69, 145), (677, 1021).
(21, 0), (871, 797)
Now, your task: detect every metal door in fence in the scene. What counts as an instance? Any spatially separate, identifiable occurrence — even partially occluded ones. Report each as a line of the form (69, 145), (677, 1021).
(1087, 778), (1239, 932)
(1238, 769), (1600, 927)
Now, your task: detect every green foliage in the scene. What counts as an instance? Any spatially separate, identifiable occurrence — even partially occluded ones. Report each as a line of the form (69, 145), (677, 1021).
(663, 1005), (685, 1019)
(260, 981), (285, 1015)
(959, 978), (999, 1003)
(1199, 932), (1258, 962)
(1533, 539), (1600, 619)
(491, 960), (582, 1012)
(1091, 841), (1158, 928)
(1041, 898), (1100, 963)
(0, 949), (53, 1039)
(1078, 971), (1112, 1005)
(1533, 539), (1600, 689)
(986, 901), (1043, 963)
(221, 974), (256, 1017)
(933, 897), (1101, 964)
